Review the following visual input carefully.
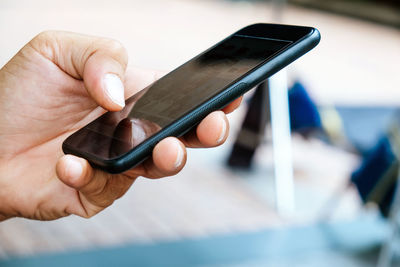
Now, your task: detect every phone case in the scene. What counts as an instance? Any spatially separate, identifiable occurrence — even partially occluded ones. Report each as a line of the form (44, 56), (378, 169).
(63, 23), (321, 173)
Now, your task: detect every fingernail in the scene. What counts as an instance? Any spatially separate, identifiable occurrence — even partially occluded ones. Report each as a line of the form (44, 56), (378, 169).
(65, 156), (83, 179)
(174, 140), (184, 169)
(103, 73), (125, 108)
(217, 112), (227, 144)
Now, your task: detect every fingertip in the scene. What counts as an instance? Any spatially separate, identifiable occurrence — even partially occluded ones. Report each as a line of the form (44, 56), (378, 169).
(217, 112), (228, 144)
(103, 73), (125, 109)
(84, 53), (127, 111)
(222, 96), (243, 114)
(197, 111), (229, 147)
(56, 155), (90, 189)
(153, 137), (186, 174)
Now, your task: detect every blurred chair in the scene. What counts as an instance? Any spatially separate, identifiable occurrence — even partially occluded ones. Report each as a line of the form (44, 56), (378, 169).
(227, 73), (295, 215)
(228, 60), (330, 217)
(350, 119), (400, 266)
(227, 75), (326, 215)
(318, 113), (400, 267)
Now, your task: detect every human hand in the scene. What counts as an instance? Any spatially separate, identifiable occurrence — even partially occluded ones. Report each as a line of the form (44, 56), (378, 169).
(0, 31), (242, 220)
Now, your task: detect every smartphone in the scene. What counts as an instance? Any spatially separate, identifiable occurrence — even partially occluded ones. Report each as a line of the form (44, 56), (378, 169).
(62, 23), (320, 173)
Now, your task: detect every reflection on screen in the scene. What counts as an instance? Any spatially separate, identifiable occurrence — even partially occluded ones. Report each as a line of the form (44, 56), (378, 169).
(65, 35), (291, 159)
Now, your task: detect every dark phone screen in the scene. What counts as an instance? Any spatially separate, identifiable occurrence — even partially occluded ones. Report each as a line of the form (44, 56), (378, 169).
(65, 35), (291, 159)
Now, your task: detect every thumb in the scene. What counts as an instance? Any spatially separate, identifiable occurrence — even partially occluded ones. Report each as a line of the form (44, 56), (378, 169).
(28, 31), (128, 111)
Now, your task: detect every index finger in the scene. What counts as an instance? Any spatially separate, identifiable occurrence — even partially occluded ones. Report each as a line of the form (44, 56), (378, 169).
(221, 96), (243, 114)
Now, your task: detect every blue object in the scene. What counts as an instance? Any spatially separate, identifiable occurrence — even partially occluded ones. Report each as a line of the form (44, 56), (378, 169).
(288, 82), (322, 132)
(351, 135), (398, 216)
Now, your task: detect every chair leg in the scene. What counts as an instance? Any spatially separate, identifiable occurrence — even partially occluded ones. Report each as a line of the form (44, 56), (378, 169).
(227, 81), (270, 169)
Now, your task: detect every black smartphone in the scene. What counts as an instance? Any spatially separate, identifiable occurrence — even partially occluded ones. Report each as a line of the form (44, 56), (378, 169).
(62, 23), (320, 173)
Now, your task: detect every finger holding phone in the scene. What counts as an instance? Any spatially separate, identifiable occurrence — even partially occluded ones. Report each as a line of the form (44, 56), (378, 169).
(0, 31), (239, 221)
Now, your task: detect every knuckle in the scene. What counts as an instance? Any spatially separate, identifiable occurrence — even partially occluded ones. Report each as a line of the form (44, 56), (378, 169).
(102, 38), (126, 54)
(28, 31), (60, 58)
(104, 38), (124, 51)
(99, 38), (128, 65)
(31, 30), (56, 44)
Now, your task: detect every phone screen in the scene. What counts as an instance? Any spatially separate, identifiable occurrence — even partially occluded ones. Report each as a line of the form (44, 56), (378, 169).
(65, 35), (291, 159)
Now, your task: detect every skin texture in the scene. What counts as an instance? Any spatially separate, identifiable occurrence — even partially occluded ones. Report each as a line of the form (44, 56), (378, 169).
(0, 31), (242, 221)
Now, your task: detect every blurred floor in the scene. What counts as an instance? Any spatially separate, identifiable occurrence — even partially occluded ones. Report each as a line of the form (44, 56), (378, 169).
(0, 0), (399, 265)
(0, 214), (389, 267)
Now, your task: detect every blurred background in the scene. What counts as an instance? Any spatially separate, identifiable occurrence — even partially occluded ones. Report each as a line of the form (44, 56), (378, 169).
(0, 0), (400, 266)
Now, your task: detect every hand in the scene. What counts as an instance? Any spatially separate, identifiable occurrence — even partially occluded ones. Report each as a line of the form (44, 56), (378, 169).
(0, 31), (242, 221)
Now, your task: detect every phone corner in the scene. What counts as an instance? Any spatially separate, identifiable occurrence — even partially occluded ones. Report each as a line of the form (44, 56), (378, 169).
(311, 28), (321, 44)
